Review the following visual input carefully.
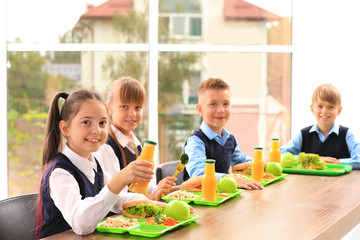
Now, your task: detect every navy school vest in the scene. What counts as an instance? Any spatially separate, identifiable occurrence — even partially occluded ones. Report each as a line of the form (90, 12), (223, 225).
(301, 125), (350, 159)
(183, 129), (236, 181)
(40, 153), (114, 238)
(106, 134), (142, 170)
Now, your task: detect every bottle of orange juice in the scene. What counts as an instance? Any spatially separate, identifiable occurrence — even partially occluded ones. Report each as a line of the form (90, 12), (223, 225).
(128, 140), (157, 195)
(201, 159), (217, 201)
(269, 138), (281, 163)
(251, 147), (265, 182)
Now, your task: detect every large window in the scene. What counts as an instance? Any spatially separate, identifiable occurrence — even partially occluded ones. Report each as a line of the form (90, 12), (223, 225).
(2, 0), (292, 198)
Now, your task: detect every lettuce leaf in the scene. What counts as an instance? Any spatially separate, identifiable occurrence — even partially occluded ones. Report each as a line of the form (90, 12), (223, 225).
(126, 204), (165, 217)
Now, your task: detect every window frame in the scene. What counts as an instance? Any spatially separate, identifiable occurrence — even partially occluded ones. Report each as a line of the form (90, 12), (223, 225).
(159, 13), (203, 40)
(1, 0), (293, 199)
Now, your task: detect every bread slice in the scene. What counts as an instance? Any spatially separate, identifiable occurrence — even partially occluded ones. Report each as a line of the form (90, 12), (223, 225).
(232, 161), (252, 175)
(122, 200), (166, 218)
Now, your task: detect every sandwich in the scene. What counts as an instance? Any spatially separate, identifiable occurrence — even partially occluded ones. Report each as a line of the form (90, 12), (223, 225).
(122, 200), (166, 218)
(232, 161), (252, 175)
(297, 152), (326, 170)
(180, 176), (202, 192)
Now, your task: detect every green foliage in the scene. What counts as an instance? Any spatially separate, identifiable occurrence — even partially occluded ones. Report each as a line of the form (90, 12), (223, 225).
(8, 108), (46, 195)
(23, 110), (48, 128)
(7, 51), (47, 104)
(7, 38), (74, 195)
(106, 4), (202, 163)
(112, 10), (147, 43)
(103, 52), (146, 82)
(158, 52), (199, 110)
(45, 30), (81, 63)
(103, 5), (148, 84)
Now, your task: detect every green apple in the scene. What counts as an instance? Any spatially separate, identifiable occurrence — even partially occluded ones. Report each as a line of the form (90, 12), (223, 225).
(281, 152), (296, 168)
(165, 200), (190, 221)
(217, 176), (237, 193)
(265, 162), (283, 176)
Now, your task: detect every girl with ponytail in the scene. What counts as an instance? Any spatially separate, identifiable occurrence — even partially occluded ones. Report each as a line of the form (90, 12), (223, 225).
(36, 90), (153, 238)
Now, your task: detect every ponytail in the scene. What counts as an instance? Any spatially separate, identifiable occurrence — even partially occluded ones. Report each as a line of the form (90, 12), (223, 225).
(36, 90), (104, 239)
(41, 92), (68, 168)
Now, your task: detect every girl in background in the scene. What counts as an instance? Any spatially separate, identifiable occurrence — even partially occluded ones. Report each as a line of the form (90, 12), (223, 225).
(95, 77), (178, 201)
(36, 90), (153, 238)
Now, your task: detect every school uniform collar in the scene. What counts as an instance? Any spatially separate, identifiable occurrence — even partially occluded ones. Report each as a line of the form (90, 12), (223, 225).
(62, 144), (96, 181)
(200, 121), (231, 141)
(309, 123), (340, 136)
(111, 125), (141, 152)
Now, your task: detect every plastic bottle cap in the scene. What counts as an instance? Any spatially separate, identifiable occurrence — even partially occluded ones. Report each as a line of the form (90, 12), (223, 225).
(271, 138), (279, 141)
(205, 159), (216, 164)
(254, 147), (263, 150)
(144, 140), (157, 145)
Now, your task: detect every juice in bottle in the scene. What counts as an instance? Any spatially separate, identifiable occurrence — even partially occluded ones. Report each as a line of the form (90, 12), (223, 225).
(269, 138), (281, 163)
(251, 147), (265, 182)
(128, 140), (157, 195)
(201, 159), (217, 201)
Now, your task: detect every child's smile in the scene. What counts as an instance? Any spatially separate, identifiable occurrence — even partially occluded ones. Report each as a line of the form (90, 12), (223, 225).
(109, 99), (143, 137)
(311, 99), (342, 132)
(61, 100), (108, 159)
(197, 89), (231, 135)
(86, 137), (101, 143)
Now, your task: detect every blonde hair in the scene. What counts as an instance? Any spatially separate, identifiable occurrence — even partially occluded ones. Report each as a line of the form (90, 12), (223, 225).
(197, 78), (230, 97)
(107, 76), (145, 105)
(106, 77), (145, 168)
(312, 83), (341, 105)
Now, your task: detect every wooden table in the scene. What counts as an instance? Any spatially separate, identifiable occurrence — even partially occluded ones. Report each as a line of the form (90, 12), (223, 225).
(42, 171), (360, 240)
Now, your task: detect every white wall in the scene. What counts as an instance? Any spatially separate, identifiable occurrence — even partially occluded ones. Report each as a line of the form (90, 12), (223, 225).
(292, 0), (360, 137)
(0, 0), (8, 200)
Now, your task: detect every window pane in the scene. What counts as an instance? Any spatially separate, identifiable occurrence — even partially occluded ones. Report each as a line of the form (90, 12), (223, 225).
(189, 18), (202, 36)
(7, 51), (149, 196)
(159, 0), (201, 13)
(159, 0), (291, 45)
(158, 52), (291, 163)
(173, 17), (185, 35)
(7, 0), (149, 44)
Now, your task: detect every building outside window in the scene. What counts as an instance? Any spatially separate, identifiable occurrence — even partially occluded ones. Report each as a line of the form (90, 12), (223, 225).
(3, 0), (292, 197)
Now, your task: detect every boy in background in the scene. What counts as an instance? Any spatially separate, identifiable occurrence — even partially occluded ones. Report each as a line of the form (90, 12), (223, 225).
(281, 83), (360, 169)
(184, 78), (263, 190)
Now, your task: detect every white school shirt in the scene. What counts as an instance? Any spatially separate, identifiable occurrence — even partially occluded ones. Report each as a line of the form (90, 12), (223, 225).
(49, 144), (147, 235)
(94, 125), (157, 194)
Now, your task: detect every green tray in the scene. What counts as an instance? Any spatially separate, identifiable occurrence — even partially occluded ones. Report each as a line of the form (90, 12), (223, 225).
(96, 214), (200, 237)
(259, 173), (287, 186)
(192, 189), (244, 206)
(162, 190), (201, 203)
(242, 174), (287, 187)
(282, 163), (352, 176)
(128, 214), (200, 237)
(96, 215), (142, 234)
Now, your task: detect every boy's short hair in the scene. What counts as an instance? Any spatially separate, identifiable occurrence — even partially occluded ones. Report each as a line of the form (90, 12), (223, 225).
(312, 83), (341, 105)
(197, 78), (230, 96)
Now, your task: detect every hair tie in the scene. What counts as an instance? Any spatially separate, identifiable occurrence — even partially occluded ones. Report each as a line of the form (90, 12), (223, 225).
(60, 92), (69, 100)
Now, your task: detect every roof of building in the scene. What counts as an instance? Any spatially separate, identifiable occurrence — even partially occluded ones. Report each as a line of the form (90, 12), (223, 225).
(224, 0), (282, 21)
(80, 0), (133, 20)
(79, 0), (281, 21)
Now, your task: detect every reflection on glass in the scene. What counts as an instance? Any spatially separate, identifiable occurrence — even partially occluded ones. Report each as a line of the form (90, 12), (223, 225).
(7, 51), (148, 196)
(158, 52), (291, 163)
(159, 0), (291, 45)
